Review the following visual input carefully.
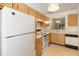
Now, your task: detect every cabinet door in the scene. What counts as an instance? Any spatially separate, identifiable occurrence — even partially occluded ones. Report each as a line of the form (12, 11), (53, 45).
(0, 3), (12, 8)
(29, 8), (37, 17)
(35, 39), (42, 56)
(57, 34), (65, 45)
(50, 33), (57, 43)
(0, 4), (3, 9)
(12, 3), (18, 10)
(35, 43), (42, 56)
(18, 3), (29, 14)
(48, 33), (51, 43)
(68, 14), (77, 26)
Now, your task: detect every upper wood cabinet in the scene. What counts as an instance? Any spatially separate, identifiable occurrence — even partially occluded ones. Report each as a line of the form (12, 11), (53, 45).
(68, 14), (77, 26)
(0, 3), (49, 22)
(38, 13), (42, 19)
(29, 7), (38, 17)
(18, 3), (29, 14)
(0, 4), (3, 9)
(12, 3), (18, 10)
(36, 13), (45, 24)
(0, 3), (12, 8)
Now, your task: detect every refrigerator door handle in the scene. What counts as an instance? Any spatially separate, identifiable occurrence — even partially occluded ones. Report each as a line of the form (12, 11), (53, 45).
(5, 32), (35, 38)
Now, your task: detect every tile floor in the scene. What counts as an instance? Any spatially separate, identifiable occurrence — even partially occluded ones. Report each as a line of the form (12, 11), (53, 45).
(42, 44), (79, 56)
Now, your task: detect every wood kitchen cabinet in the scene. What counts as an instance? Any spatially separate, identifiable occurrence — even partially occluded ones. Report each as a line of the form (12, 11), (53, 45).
(0, 3), (12, 8)
(68, 14), (77, 26)
(39, 14), (44, 20)
(56, 34), (65, 45)
(29, 7), (38, 17)
(18, 3), (29, 14)
(12, 3), (18, 10)
(48, 33), (52, 44)
(50, 33), (65, 45)
(0, 3), (17, 9)
(0, 3), (49, 24)
(0, 4), (3, 9)
(35, 38), (42, 56)
(37, 13), (44, 23)
(50, 33), (57, 44)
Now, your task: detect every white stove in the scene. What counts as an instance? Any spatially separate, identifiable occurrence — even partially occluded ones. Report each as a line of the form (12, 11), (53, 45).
(41, 32), (49, 53)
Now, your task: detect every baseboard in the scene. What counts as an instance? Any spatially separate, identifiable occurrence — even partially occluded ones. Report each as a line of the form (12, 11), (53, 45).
(65, 44), (78, 50)
(50, 42), (64, 46)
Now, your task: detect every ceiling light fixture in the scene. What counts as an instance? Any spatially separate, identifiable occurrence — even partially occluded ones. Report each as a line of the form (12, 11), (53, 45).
(48, 3), (60, 12)
(56, 20), (61, 23)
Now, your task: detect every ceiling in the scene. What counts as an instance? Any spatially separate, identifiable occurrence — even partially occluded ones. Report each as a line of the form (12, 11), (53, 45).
(26, 3), (79, 15)
(46, 3), (79, 14)
(55, 3), (79, 12)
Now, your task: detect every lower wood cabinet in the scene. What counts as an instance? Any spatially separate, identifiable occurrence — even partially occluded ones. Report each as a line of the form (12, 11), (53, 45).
(57, 34), (65, 45)
(49, 33), (65, 45)
(35, 38), (42, 56)
(50, 33), (57, 43)
(48, 33), (51, 44)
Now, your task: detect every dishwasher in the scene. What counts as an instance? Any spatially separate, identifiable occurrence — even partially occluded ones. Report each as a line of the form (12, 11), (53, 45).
(65, 34), (78, 49)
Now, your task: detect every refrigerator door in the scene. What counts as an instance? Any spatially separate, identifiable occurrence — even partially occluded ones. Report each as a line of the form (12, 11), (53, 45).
(0, 11), (1, 56)
(1, 7), (35, 37)
(1, 33), (35, 56)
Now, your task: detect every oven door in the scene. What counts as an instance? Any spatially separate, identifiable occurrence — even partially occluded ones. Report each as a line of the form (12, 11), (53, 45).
(42, 35), (49, 49)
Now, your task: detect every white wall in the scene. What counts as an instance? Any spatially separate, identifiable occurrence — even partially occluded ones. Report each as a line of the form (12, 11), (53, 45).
(77, 8), (79, 49)
(49, 10), (77, 18)
(77, 8), (79, 33)
(48, 9), (78, 32)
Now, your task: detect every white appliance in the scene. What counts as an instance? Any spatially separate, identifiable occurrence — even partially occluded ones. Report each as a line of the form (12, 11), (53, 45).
(0, 7), (35, 56)
(65, 34), (78, 46)
(41, 32), (49, 53)
(42, 34), (49, 49)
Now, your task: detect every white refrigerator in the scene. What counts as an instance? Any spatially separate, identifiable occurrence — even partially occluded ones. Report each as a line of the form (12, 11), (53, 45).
(0, 7), (35, 56)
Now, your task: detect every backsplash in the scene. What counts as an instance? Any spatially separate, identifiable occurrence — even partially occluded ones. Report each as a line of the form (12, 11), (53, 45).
(66, 26), (77, 32)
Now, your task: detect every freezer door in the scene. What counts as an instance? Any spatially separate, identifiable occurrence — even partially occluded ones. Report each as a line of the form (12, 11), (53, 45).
(1, 7), (35, 37)
(1, 33), (35, 56)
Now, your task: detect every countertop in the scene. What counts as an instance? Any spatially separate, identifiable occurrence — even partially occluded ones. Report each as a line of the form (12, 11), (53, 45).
(36, 32), (49, 39)
(36, 35), (42, 39)
(50, 30), (79, 35)
(36, 30), (79, 39)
